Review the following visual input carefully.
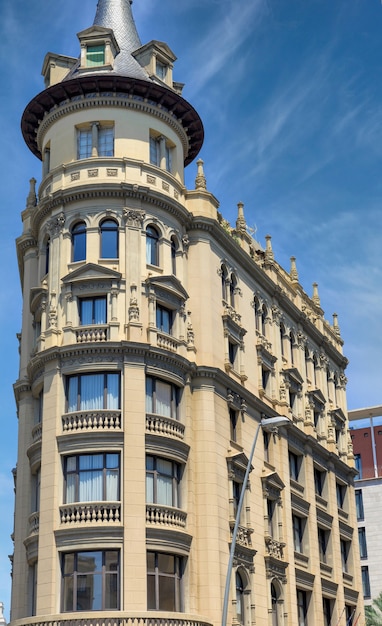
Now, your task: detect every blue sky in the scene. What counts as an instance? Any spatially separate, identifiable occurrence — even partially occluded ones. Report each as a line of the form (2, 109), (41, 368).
(1, 0), (382, 618)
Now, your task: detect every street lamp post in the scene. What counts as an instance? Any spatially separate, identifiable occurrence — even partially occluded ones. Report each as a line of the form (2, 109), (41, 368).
(221, 415), (291, 626)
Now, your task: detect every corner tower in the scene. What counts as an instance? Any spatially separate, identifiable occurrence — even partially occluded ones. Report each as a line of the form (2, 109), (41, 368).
(12, 2), (363, 626)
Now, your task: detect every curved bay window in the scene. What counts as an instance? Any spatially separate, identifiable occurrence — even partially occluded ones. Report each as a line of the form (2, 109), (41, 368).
(147, 551), (183, 611)
(146, 376), (179, 419)
(146, 225), (159, 266)
(64, 453), (120, 503)
(72, 222), (86, 262)
(146, 456), (180, 508)
(67, 372), (120, 412)
(62, 550), (119, 611)
(100, 219), (118, 259)
(79, 296), (107, 325)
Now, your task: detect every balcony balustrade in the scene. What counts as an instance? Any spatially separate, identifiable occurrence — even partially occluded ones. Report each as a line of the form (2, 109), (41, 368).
(146, 504), (187, 529)
(145, 413), (185, 440)
(10, 615), (213, 626)
(62, 410), (122, 433)
(76, 325), (108, 343)
(60, 502), (121, 524)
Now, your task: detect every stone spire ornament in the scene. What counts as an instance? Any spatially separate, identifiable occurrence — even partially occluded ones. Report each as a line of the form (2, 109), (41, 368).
(264, 235), (274, 263)
(195, 159), (207, 190)
(26, 178), (37, 208)
(332, 313), (341, 337)
(312, 282), (321, 307)
(236, 202), (247, 234)
(290, 256), (298, 283)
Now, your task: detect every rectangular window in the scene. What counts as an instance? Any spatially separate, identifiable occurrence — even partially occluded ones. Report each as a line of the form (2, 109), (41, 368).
(229, 408), (238, 442)
(98, 127), (114, 157)
(323, 597), (332, 626)
(156, 304), (173, 334)
(297, 589), (308, 626)
(147, 552), (183, 611)
(318, 527), (328, 564)
(289, 451), (301, 482)
(354, 453), (362, 479)
(355, 489), (364, 521)
(362, 565), (371, 598)
(156, 60), (167, 80)
(62, 550), (119, 611)
(267, 499), (276, 537)
(228, 340), (239, 369)
(340, 539), (350, 573)
(150, 136), (160, 167)
(293, 514), (304, 553)
(86, 45), (105, 67)
(79, 297), (107, 325)
(358, 527), (367, 559)
(145, 376), (179, 419)
(146, 456), (180, 507)
(78, 129), (92, 159)
(314, 468), (325, 497)
(65, 453), (120, 503)
(336, 482), (346, 509)
(67, 372), (120, 412)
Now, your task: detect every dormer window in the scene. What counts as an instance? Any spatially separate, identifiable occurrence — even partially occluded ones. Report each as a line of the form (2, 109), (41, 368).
(86, 44), (105, 67)
(156, 60), (167, 80)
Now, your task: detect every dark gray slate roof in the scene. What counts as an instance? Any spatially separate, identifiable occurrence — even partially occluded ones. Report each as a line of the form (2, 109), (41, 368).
(65, 0), (151, 81)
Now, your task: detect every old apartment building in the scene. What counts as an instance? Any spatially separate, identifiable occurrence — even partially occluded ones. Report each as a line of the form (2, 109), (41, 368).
(10, 1), (363, 625)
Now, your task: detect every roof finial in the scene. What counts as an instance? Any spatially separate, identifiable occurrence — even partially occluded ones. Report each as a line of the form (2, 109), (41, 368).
(236, 202), (247, 234)
(26, 178), (37, 209)
(290, 256), (298, 283)
(195, 158), (207, 190)
(332, 313), (341, 337)
(312, 282), (320, 307)
(264, 235), (274, 263)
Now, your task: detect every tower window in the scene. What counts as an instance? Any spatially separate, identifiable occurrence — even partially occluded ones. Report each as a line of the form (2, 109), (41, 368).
(100, 219), (118, 258)
(65, 453), (120, 503)
(156, 60), (167, 80)
(146, 225), (160, 266)
(146, 456), (180, 508)
(62, 550), (119, 611)
(67, 372), (120, 412)
(71, 222), (86, 262)
(77, 124), (114, 159)
(145, 376), (179, 419)
(86, 45), (105, 67)
(147, 552), (183, 611)
(79, 296), (107, 325)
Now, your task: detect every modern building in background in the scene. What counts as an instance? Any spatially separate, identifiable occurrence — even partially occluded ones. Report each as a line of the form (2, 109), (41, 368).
(349, 405), (382, 607)
(10, 1), (363, 625)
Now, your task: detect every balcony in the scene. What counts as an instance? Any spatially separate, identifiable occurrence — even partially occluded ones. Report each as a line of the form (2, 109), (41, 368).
(76, 325), (108, 343)
(60, 502), (121, 525)
(146, 413), (185, 440)
(146, 504), (187, 529)
(62, 410), (122, 433)
(265, 536), (285, 560)
(9, 614), (213, 626)
(28, 512), (39, 536)
(229, 523), (253, 549)
(156, 331), (181, 353)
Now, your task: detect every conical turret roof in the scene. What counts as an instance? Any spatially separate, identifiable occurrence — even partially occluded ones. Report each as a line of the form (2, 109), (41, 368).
(65, 0), (150, 81)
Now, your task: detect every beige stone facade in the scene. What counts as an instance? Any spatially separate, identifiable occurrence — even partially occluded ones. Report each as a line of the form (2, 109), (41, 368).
(10, 2), (363, 626)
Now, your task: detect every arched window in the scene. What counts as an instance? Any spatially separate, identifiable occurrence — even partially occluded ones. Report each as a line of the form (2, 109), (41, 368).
(262, 305), (268, 337)
(280, 322), (286, 357)
(45, 238), (50, 275)
(230, 274), (237, 308)
(171, 237), (178, 275)
(221, 265), (228, 301)
(100, 219), (118, 259)
(271, 582), (279, 626)
(254, 296), (261, 332)
(236, 571), (245, 625)
(72, 222), (86, 262)
(146, 225), (159, 266)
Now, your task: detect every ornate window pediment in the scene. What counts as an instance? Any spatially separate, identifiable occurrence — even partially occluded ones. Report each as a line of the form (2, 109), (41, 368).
(132, 40), (178, 91)
(329, 407), (346, 426)
(307, 387), (326, 407)
(146, 274), (189, 303)
(283, 367), (303, 390)
(62, 262), (121, 287)
(262, 470), (285, 497)
(227, 451), (252, 482)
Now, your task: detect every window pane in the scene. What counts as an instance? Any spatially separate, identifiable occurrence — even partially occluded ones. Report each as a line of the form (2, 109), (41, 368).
(157, 475), (173, 505)
(147, 574), (156, 609)
(87, 45), (105, 67)
(100, 220), (118, 258)
(146, 377), (154, 413)
(159, 576), (176, 610)
(68, 377), (78, 412)
(158, 553), (175, 574)
(78, 131), (92, 159)
(107, 374), (120, 409)
(98, 128), (114, 157)
(150, 136), (159, 166)
(80, 299), (93, 325)
(105, 573), (118, 609)
(156, 381), (172, 417)
(146, 473), (154, 503)
(81, 374), (104, 410)
(72, 223), (86, 261)
(62, 576), (74, 612)
(94, 297), (107, 324)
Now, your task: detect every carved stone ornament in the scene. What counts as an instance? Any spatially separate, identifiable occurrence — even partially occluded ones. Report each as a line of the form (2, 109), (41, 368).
(48, 291), (58, 328)
(123, 208), (146, 229)
(182, 234), (190, 252)
(47, 212), (66, 238)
